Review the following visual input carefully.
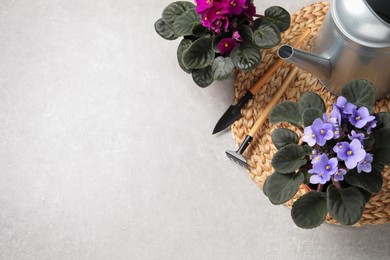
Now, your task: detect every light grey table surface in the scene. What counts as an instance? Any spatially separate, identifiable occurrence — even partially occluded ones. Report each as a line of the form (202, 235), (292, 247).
(1, 0), (389, 259)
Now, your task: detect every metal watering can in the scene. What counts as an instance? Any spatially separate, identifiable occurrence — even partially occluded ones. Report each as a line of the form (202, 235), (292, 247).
(277, 0), (390, 99)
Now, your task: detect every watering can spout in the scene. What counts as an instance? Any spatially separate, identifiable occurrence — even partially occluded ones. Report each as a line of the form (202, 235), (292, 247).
(277, 45), (332, 81)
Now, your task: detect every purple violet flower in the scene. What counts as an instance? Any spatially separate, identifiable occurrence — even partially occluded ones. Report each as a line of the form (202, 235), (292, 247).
(333, 168), (347, 182)
(310, 118), (334, 146)
(348, 130), (365, 142)
(308, 154), (338, 184)
(333, 139), (366, 169)
(357, 153), (373, 173)
(302, 126), (317, 147)
(349, 107), (376, 128)
(365, 119), (377, 134)
(334, 96), (356, 115)
(217, 38), (237, 54)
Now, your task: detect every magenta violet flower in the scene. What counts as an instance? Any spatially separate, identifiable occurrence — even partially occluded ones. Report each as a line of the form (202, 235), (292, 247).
(217, 38), (237, 54)
(227, 0), (246, 15)
(308, 154), (338, 184)
(195, 0), (214, 13)
(357, 153), (373, 173)
(333, 139), (366, 169)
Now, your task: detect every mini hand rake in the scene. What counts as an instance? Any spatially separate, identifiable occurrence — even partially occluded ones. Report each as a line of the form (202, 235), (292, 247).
(226, 66), (300, 168)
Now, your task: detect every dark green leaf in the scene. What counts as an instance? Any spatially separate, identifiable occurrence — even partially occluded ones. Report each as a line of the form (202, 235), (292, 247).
(192, 65), (213, 87)
(291, 191), (327, 229)
(373, 128), (390, 165)
(345, 168), (383, 194)
(357, 187), (372, 204)
(264, 6), (291, 32)
(264, 172), (305, 205)
(211, 57), (234, 80)
(271, 128), (299, 149)
(183, 38), (214, 69)
(302, 145), (313, 156)
(375, 112), (390, 129)
(253, 24), (281, 48)
(269, 101), (302, 126)
(271, 144), (307, 173)
(154, 18), (178, 40)
(192, 24), (208, 37)
(236, 24), (254, 43)
(327, 185), (365, 225)
(230, 45), (261, 71)
(341, 79), (376, 109)
(302, 108), (323, 127)
(173, 8), (200, 36)
(299, 92), (326, 114)
(177, 39), (193, 73)
(162, 1), (195, 24)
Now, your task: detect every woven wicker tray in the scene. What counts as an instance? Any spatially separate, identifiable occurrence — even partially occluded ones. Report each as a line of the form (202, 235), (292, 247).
(232, 1), (390, 225)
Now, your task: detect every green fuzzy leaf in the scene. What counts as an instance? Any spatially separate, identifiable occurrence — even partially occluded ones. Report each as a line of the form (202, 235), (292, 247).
(230, 44), (261, 71)
(253, 24), (281, 48)
(271, 144), (307, 173)
(357, 187), (372, 204)
(373, 128), (390, 165)
(192, 65), (213, 87)
(271, 128), (299, 149)
(177, 39), (193, 73)
(302, 145), (313, 156)
(264, 6), (291, 32)
(299, 92), (326, 114)
(291, 191), (328, 229)
(375, 112), (390, 129)
(264, 172), (305, 205)
(327, 185), (365, 225)
(183, 38), (214, 69)
(302, 108), (323, 127)
(236, 24), (254, 43)
(269, 101), (302, 126)
(162, 1), (195, 24)
(341, 79), (376, 109)
(345, 168), (383, 194)
(212, 57), (234, 80)
(192, 24), (208, 37)
(154, 18), (178, 40)
(173, 8), (200, 36)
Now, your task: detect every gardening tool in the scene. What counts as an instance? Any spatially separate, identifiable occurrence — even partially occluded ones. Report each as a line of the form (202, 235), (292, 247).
(212, 29), (311, 134)
(226, 66), (300, 168)
(277, 0), (390, 99)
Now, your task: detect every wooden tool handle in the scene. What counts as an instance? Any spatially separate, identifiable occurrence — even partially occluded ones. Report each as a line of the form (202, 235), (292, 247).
(248, 66), (299, 137)
(249, 29), (311, 94)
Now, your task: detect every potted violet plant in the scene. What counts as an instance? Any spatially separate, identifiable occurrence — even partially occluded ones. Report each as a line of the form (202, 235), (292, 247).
(264, 79), (390, 228)
(154, 0), (290, 87)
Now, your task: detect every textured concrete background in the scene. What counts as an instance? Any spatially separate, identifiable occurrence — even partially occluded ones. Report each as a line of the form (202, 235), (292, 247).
(1, 0), (389, 259)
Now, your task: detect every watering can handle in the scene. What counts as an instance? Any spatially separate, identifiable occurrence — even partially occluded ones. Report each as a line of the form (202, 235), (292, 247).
(249, 29), (311, 94)
(248, 66), (299, 137)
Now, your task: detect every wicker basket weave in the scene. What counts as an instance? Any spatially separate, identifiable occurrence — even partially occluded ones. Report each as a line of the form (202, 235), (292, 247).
(231, 1), (390, 225)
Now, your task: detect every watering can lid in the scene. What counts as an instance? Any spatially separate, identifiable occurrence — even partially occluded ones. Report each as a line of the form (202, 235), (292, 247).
(332, 0), (390, 48)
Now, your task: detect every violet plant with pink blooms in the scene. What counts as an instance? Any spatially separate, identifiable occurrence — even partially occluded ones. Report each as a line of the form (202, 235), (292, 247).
(155, 1), (290, 87)
(264, 79), (390, 229)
